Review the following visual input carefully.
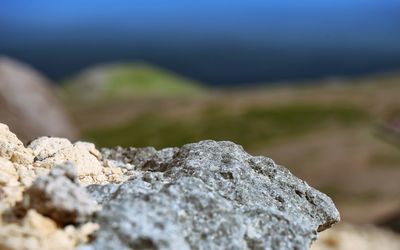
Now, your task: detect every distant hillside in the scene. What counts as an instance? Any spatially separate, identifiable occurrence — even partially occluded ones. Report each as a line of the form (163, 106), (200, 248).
(61, 63), (204, 102)
(0, 56), (77, 142)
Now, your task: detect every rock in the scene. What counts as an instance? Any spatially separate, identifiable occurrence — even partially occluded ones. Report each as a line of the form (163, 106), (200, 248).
(0, 210), (75, 250)
(0, 123), (34, 164)
(0, 123), (340, 249)
(17, 163), (100, 226)
(85, 140), (340, 250)
(101, 146), (178, 171)
(75, 141), (102, 160)
(0, 157), (23, 206)
(0, 124), (104, 250)
(0, 124), (35, 207)
(28, 137), (72, 161)
(0, 56), (77, 142)
(28, 137), (105, 183)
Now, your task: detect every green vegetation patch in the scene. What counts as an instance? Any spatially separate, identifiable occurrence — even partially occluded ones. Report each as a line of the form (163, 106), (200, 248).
(106, 64), (203, 97)
(369, 150), (400, 168)
(60, 63), (203, 102)
(83, 104), (369, 149)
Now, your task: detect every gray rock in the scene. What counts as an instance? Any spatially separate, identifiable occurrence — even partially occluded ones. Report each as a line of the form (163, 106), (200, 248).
(101, 146), (179, 171)
(17, 162), (99, 225)
(85, 140), (340, 250)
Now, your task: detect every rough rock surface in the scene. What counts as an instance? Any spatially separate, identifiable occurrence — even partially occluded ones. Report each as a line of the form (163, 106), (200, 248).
(0, 124), (102, 249)
(17, 163), (100, 225)
(28, 137), (106, 184)
(0, 56), (77, 142)
(0, 123), (34, 164)
(0, 122), (340, 249)
(84, 140), (340, 250)
(0, 163), (99, 250)
(0, 209), (98, 250)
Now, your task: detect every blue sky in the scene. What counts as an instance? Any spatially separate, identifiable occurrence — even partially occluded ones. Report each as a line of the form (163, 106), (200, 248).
(1, 0), (400, 85)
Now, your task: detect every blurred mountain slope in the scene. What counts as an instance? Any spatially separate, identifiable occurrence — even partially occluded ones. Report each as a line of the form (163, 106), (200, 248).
(0, 56), (76, 142)
(61, 63), (204, 102)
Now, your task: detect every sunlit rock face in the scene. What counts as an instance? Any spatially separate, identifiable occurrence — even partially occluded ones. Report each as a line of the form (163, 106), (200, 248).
(86, 140), (340, 250)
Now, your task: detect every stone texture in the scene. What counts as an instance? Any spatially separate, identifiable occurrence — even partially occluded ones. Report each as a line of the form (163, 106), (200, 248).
(0, 122), (130, 211)
(0, 157), (23, 206)
(0, 123), (340, 249)
(17, 163), (100, 226)
(28, 137), (106, 184)
(0, 209), (75, 250)
(0, 209), (98, 250)
(28, 137), (72, 161)
(0, 123), (34, 164)
(101, 146), (178, 171)
(85, 140), (340, 250)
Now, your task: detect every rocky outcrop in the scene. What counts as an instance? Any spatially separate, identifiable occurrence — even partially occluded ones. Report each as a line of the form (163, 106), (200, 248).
(0, 122), (340, 249)
(84, 141), (339, 250)
(0, 56), (76, 142)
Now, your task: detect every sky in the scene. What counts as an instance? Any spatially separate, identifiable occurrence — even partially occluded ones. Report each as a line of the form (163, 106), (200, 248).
(1, 0), (400, 85)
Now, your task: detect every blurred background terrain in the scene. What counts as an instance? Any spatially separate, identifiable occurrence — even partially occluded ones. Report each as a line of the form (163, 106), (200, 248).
(1, 1), (400, 248)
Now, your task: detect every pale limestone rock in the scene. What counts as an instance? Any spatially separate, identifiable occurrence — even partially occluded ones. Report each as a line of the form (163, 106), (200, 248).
(0, 209), (97, 250)
(0, 123), (34, 164)
(64, 222), (100, 245)
(0, 157), (23, 205)
(0, 210), (75, 250)
(0, 123), (24, 159)
(18, 164), (100, 226)
(0, 157), (18, 180)
(26, 134), (128, 185)
(28, 137), (72, 161)
(28, 137), (104, 180)
(23, 209), (58, 236)
(16, 164), (36, 187)
(74, 141), (102, 160)
(11, 148), (34, 165)
(0, 124), (106, 250)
